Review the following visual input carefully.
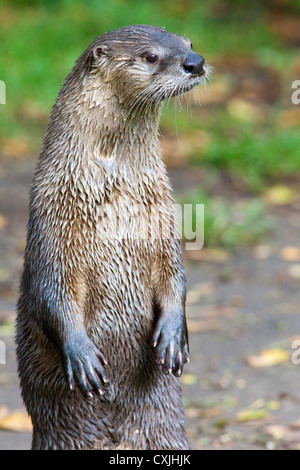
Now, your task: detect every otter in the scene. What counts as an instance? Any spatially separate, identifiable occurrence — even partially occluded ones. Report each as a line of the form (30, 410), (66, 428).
(16, 25), (208, 450)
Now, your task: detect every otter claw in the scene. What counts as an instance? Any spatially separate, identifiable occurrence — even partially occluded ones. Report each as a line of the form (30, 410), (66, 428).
(62, 330), (108, 398)
(152, 311), (189, 377)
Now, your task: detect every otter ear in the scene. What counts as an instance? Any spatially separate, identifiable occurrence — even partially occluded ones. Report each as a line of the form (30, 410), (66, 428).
(93, 45), (110, 60)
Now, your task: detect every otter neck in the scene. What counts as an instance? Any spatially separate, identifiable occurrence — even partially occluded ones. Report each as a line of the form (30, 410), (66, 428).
(72, 71), (162, 171)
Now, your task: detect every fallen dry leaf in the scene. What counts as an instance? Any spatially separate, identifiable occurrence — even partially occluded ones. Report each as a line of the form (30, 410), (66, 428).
(0, 214), (8, 230)
(288, 264), (300, 280)
(185, 406), (221, 419)
(280, 246), (300, 262)
(262, 185), (296, 206)
(265, 425), (289, 440)
(183, 248), (230, 263)
(266, 401), (281, 411)
(0, 410), (32, 432)
(246, 349), (290, 368)
(236, 408), (270, 422)
(180, 374), (197, 385)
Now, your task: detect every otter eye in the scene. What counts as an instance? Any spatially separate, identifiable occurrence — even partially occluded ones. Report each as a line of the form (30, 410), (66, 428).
(145, 54), (158, 64)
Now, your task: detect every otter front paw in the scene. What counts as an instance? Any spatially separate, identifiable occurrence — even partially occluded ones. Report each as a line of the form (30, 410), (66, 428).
(62, 330), (108, 398)
(152, 312), (190, 377)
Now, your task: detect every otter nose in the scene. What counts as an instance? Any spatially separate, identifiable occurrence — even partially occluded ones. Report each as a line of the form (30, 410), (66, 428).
(182, 53), (205, 75)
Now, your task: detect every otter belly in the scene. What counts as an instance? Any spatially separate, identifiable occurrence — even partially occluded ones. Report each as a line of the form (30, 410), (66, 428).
(86, 240), (155, 374)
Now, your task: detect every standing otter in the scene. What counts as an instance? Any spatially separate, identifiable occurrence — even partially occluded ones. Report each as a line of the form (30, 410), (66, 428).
(16, 25), (208, 450)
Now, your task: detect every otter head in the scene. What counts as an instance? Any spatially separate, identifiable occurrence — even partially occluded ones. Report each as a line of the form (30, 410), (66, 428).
(89, 25), (209, 112)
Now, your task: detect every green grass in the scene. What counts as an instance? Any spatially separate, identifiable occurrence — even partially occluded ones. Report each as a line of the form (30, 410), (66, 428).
(177, 190), (273, 249)
(192, 127), (300, 192)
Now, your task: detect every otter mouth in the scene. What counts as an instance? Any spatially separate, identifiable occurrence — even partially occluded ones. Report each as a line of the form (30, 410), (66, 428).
(172, 63), (213, 98)
(130, 65), (212, 109)
(168, 69), (208, 98)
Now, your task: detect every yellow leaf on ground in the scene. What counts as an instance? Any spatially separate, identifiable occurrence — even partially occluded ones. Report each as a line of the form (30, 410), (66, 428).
(0, 410), (32, 432)
(280, 246), (300, 261)
(288, 264), (300, 279)
(236, 408), (270, 422)
(185, 406), (220, 419)
(246, 349), (290, 368)
(262, 185), (296, 205)
(266, 401), (281, 411)
(180, 374), (197, 385)
(0, 214), (8, 230)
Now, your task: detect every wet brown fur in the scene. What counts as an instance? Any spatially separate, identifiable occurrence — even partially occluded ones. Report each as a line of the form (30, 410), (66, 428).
(16, 25), (208, 450)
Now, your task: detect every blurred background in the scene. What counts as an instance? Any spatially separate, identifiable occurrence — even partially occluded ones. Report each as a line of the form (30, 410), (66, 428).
(0, 0), (300, 450)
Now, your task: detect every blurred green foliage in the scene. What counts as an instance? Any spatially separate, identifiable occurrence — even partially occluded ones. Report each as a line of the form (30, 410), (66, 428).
(0, 0), (286, 121)
(193, 128), (300, 192)
(178, 190), (273, 248)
